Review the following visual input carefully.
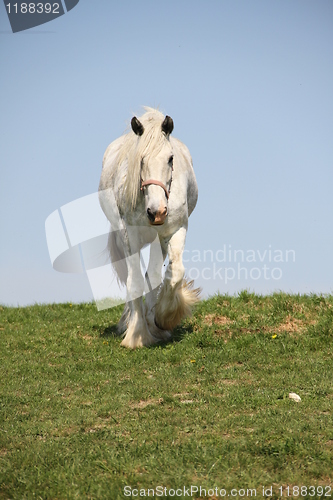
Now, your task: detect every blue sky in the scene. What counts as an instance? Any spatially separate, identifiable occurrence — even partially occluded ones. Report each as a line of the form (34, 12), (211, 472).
(1, 0), (332, 306)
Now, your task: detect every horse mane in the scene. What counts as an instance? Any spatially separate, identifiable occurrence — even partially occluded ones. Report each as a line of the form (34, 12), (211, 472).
(116, 107), (171, 210)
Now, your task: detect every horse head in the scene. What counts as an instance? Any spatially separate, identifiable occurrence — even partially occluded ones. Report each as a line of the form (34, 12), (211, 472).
(131, 115), (174, 225)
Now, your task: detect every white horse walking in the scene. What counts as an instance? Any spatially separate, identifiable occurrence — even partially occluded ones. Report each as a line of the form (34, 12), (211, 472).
(98, 107), (200, 348)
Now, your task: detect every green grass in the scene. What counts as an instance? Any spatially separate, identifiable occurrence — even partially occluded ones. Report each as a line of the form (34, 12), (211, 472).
(0, 292), (332, 499)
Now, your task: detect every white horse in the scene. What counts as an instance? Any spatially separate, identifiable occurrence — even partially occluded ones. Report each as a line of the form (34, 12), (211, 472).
(98, 107), (200, 348)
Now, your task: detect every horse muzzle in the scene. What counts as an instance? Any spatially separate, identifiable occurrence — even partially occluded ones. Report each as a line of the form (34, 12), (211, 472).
(147, 207), (168, 225)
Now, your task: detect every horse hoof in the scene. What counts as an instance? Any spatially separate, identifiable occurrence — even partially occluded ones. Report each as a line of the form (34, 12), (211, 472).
(151, 319), (171, 341)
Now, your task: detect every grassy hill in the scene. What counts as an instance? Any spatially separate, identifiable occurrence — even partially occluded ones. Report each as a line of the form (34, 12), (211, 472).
(0, 292), (332, 499)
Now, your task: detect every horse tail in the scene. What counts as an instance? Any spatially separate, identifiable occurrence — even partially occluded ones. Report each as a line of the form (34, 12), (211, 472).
(108, 229), (128, 286)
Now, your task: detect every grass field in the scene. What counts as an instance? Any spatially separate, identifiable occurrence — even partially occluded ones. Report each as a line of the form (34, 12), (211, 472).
(0, 292), (332, 499)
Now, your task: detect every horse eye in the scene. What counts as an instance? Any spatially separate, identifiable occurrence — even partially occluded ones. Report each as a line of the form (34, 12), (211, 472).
(168, 155), (174, 166)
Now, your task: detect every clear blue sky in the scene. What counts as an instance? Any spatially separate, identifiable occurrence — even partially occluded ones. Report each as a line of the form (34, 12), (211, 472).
(1, 0), (332, 306)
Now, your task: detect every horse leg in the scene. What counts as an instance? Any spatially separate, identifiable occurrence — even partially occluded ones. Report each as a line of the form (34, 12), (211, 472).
(107, 229), (130, 335)
(120, 237), (158, 349)
(144, 237), (171, 341)
(117, 302), (130, 334)
(155, 227), (201, 331)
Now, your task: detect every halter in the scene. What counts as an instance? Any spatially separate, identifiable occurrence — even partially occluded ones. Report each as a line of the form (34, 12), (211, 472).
(140, 165), (173, 200)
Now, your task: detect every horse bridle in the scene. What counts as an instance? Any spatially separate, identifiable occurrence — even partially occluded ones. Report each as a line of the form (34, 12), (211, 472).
(140, 163), (173, 200)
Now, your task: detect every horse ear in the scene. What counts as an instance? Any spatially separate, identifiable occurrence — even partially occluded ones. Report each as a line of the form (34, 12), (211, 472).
(131, 116), (144, 136)
(162, 115), (174, 136)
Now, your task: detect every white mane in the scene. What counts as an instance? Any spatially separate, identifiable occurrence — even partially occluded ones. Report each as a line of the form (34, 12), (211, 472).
(116, 107), (171, 209)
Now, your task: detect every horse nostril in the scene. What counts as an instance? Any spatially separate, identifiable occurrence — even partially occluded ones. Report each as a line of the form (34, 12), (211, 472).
(147, 208), (155, 222)
(162, 207), (167, 216)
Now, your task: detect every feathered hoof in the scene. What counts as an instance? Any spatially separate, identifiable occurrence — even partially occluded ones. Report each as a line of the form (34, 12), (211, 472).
(120, 333), (158, 349)
(120, 315), (159, 349)
(149, 319), (172, 341)
(145, 306), (171, 341)
(155, 279), (201, 331)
